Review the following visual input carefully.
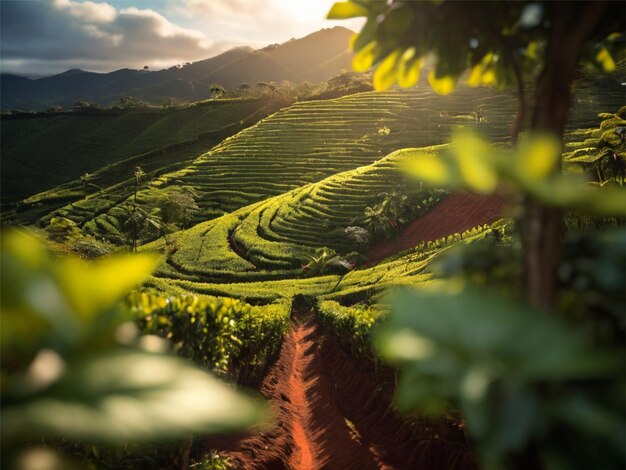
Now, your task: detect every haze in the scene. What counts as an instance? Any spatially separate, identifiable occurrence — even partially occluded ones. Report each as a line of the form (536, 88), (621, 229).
(0, 0), (365, 77)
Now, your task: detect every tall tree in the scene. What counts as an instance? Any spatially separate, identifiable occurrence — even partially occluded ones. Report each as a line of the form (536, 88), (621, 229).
(328, 0), (625, 309)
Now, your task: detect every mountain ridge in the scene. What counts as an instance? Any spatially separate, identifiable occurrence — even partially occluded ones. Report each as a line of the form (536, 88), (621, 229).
(1, 27), (355, 111)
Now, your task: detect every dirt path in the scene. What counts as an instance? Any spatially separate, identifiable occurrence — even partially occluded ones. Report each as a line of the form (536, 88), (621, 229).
(367, 192), (503, 264)
(201, 311), (475, 469)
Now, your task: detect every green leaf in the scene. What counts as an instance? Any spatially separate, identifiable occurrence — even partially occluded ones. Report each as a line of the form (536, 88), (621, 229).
(427, 70), (456, 95)
(402, 149), (457, 187)
(514, 133), (561, 181)
(2, 350), (266, 444)
(352, 40), (378, 72)
(396, 48), (421, 88)
(327, 1), (368, 19)
(376, 282), (621, 466)
(373, 50), (401, 90)
(377, 283), (618, 385)
(467, 53), (497, 87)
(57, 254), (160, 319)
(595, 47), (616, 73)
(453, 132), (498, 194)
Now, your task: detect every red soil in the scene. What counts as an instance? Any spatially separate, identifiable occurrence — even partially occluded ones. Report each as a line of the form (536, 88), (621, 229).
(200, 311), (476, 469)
(367, 192), (504, 265)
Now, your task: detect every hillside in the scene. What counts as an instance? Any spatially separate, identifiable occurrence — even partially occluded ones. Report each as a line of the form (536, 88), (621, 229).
(0, 27), (354, 111)
(1, 97), (285, 215)
(36, 85), (517, 245)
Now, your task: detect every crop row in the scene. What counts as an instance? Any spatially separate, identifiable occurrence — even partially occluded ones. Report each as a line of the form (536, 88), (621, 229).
(44, 86), (516, 243)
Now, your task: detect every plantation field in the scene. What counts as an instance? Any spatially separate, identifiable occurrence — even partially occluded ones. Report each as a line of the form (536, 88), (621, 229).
(39, 86), (518, 242)
(1, 97), (281, 212)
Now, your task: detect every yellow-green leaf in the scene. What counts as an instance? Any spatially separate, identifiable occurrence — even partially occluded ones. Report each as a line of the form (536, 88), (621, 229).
(516, 134), (561, 181)
(404, 151), (454, 186)
(595, 47), (616, 73)
(373, 50), (401, 90)
(57, 254), (160, 318)
(453, 133), (499, 194)
(428, 70), (456, 95)
(467, 63), (483, 87)
(396, 48), (421, 88)
(467, 53), (496, 87)
(353, 40), (377, 72)
(327, 1), (368, 19)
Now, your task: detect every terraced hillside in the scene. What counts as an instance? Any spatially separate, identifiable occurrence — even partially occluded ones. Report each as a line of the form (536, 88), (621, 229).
(138, 143), (508, 308)
(151, 147), (447, 282)
(3, 97), (284, 221)
(41, 85), (518, 244)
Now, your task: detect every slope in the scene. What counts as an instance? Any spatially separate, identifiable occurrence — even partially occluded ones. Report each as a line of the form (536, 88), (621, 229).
(0, 27), (354, 111)
(2, 97), (284, 220)
(45, 85), (518, 245)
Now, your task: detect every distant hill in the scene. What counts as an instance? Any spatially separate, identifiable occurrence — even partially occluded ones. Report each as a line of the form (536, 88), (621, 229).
(1, 27), (354, 111)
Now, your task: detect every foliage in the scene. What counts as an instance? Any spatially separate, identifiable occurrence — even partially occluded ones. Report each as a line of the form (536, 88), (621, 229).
(128, 292), (290, 378)
(403, 131), (626, 216)
(376, 283), (625, 470)
(1, 230), (265, 466)
(317, 300), (383, 359)
(328, 1), (624, 92)
(158, 186), (200, 229)
(209, 83), (226, 99)
(565, 106), (626, 185)
(190, 451), (231, 470)
(556, 228), (626, 342)
(46, 216), (82, 242)
(302, 248), (354, 277)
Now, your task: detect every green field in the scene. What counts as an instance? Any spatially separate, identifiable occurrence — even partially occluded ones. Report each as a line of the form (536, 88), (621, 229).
(1, 98), (282, 216)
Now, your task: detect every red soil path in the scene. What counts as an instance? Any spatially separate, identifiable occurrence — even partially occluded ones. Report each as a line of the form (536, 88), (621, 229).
(201, 311), (476, 469)
(367, 192), (504, 265)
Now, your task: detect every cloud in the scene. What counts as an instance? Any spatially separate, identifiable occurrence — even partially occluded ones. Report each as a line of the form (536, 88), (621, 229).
(0, 0), (223, 75)
(176, 0), (269, 18)
(171, 0), (364, 45)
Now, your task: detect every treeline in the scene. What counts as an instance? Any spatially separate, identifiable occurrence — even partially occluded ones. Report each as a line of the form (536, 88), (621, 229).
(1, 70), (373, 118)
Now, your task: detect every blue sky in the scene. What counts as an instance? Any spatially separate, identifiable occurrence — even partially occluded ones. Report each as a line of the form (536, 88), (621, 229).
(1, 0), (364, 76)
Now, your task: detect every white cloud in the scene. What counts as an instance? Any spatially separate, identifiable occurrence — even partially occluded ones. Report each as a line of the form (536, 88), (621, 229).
(171, 0), (365, 45)
(1, 0), (223, 74)
(176, 0), (269, 18)
(1, 0), (364, 76)
(53, 0), (117, 23)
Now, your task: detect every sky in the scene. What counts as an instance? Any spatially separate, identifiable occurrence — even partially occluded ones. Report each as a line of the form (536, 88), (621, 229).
(1, 0), (365, 77)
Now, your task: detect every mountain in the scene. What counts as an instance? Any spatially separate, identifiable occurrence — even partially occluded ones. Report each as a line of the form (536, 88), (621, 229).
(1, 27), (354, 111)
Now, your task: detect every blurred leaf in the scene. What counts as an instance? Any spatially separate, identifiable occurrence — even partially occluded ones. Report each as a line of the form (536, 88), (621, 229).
(402, 150), (456, 187)
(514, 133), (561, 181)
(376, 282), (621, 467)
(595, 47), (616, 73)
(353, 40), (377, 72)
(57, 254), (160, 319)
(2, 350), (266, 444)
(467, 53), (497, 87)
(427, 70), (456, 95)
(377, 283), (618, 388)
(396, 48), (421, 87)
(327, 1), (368, 19)
(373, 50), (401, 90)
(453, 132), (498, 194)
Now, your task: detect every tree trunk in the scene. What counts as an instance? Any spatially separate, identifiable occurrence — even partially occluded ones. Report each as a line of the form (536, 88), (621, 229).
(523, 1), (608, 310)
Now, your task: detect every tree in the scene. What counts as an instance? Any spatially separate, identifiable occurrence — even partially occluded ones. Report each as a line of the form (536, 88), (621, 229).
(209, 83), (225, 99)
(328, 0), (625, 309)
(158, 187), (199, 229)
(329, 2), (626, 467)
(127, 166), (147, 252)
